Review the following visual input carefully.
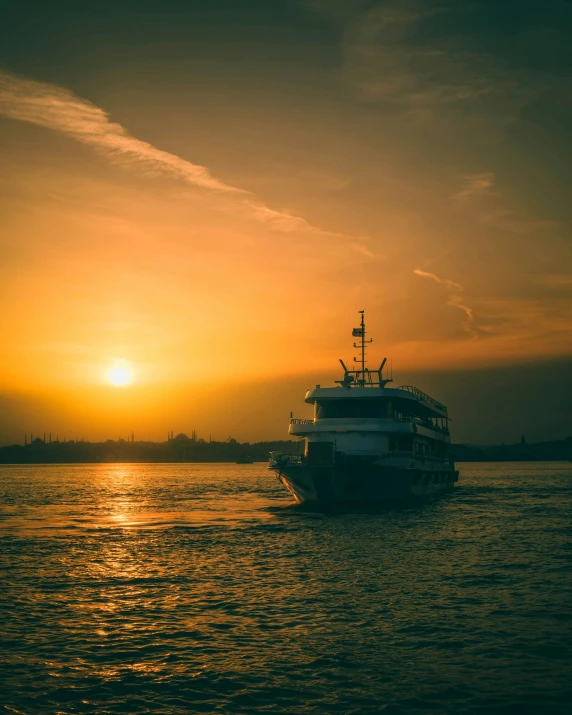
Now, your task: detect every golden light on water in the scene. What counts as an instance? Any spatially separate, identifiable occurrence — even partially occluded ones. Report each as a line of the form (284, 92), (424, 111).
(106, 364), (132, 387)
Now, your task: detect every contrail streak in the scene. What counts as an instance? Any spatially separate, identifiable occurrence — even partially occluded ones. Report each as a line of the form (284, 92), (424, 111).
(0, 69), (374, 251)
(413, 268), (477, 337)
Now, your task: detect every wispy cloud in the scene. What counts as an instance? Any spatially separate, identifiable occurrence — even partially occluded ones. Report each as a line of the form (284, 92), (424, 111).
(479, 210), (558, 236)
(342, 2), (514, 106)
(476, 298), (572, 348)
(413, 268), (479, 337)
(451, 171), (558, 235)
(452, 173), (496, 203)
(533, 274), (572, 290)
(0, 69), (374, 252)
(413, 269), (462, 292)
(339, 0), (540, 138)
(0, 71), (241, 193)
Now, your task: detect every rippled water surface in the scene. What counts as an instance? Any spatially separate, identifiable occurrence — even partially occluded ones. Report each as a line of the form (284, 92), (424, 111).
(1, 462), (571, 714)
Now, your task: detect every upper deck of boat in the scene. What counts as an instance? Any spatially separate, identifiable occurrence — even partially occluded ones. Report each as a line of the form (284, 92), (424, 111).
(305, 384), (448, 418)
(306, 311), (449, 420)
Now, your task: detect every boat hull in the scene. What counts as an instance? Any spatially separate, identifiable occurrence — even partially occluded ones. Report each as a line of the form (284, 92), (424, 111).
(272, 463), (458, 504)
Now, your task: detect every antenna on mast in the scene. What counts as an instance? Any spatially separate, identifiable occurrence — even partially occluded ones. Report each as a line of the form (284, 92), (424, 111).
(352, 310), (372, 385)
(336, 311), (392, 388)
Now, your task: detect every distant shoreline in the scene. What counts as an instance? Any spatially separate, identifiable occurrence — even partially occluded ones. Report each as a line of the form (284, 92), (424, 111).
(0, 459), (570, 467)
(0, 436), (570, 464)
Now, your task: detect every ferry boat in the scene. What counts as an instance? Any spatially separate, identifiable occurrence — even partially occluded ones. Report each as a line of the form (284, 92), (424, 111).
(269, 311), (458, 503)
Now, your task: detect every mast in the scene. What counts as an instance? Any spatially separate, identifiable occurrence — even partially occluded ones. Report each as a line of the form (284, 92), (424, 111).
(336, 311), (390, 388)
(353, 310), (372, 385)
(360, 311), (365, 376)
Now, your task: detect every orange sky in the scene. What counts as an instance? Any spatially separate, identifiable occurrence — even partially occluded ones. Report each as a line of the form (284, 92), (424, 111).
(1, 1), (571, 444)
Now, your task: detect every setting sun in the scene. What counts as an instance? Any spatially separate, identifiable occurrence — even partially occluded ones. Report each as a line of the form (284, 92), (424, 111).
(0, 1), (571, 449)
(107, 365), (132, 387)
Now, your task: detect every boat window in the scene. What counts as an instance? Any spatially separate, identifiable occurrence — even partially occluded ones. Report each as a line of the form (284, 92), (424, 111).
(316, 399), (391, 419)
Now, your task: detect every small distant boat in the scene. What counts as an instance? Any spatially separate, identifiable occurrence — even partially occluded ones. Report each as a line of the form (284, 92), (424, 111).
(236, 457), (254, 464)
(269, 311), (459, 504)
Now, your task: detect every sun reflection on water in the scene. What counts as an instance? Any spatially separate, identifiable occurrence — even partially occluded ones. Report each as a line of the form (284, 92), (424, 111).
(1, 463), (572, 714)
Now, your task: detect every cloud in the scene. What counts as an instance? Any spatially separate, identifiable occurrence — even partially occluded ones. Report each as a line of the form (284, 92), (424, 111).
(476, 298), (572, 348)
(342, 2), (511, 104)
(413, 268), (478, 337)
(338, 0), (549, 136)
(0, 69), (374, 251)
(478, 210), (558, 236)
(0, 71), (240, 193)
(533, 274), (572, 290)
(452, 173), (496, 203)
(451, 172), (559, 235)
(413, 268), (461, 292)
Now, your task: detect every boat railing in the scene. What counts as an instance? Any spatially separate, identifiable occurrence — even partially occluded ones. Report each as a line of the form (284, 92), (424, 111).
(290, 414), (449, 433)
(415, 418), (450, 434)
(394, 415), (449, 433)
(397, 385), (447, 414)
(269, 451), (304, 466)
(378, 450), (450, 463)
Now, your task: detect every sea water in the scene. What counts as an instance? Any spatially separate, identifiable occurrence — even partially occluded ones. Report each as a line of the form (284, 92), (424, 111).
(1, 462), (571, 714)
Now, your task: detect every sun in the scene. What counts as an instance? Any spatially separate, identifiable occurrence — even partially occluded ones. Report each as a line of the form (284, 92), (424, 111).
(107, 365), (132, 387)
